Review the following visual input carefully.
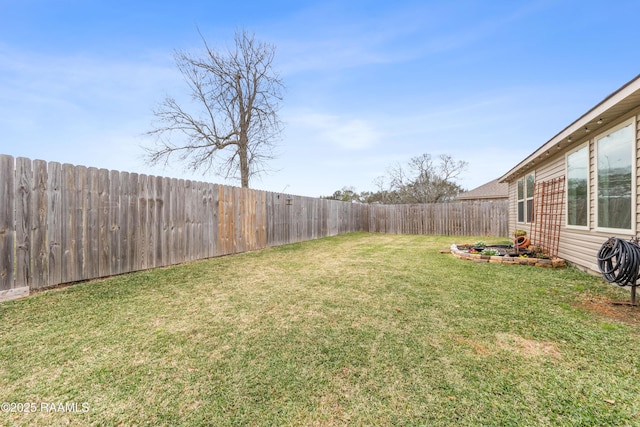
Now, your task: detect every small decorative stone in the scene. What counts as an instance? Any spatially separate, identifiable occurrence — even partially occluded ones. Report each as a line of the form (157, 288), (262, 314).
(535, 263), (552, 268)
(552, 259), (566, 268)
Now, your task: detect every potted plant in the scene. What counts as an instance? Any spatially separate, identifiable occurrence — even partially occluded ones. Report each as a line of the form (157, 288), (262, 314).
(513, 229), (527, 238)
(473, 240), (487, 252)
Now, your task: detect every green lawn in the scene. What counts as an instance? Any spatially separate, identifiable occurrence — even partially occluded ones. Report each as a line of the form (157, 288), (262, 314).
(1, 233), (639, 426)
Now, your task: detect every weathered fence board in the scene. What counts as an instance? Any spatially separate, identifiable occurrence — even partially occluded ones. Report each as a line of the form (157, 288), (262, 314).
(32, 160), (49, 289)
(0, 155), (508, 301)
(0, 155), (15, 291)
(98, 168), (110, 278)
(15, 158), (31, 289)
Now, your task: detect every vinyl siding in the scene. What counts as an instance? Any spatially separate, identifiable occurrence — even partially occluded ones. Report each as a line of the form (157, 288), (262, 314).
(506, 110), (640, 275)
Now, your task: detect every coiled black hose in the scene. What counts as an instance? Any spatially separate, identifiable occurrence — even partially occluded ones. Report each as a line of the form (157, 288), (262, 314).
(597, 237), (640, 286)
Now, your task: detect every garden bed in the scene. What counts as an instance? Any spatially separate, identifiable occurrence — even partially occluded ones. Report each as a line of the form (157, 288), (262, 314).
(449, 244), (566, 268)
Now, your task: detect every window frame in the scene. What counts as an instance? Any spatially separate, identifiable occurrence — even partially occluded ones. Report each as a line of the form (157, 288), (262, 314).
(594, 118), (636, 235)
(565, 143), (590, 230)
(516, 172), (535, 224)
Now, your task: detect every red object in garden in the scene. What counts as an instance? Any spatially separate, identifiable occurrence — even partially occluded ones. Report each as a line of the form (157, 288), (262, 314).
(514, 236), (530, 249)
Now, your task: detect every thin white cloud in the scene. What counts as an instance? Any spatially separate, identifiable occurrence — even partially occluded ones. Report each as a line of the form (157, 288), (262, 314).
(0, 46), (178, 103)
(273, 4), (440, 74)
(289, 112), (380, 151)
(0, 46), (191, 183)
(274, 1), (546, 76)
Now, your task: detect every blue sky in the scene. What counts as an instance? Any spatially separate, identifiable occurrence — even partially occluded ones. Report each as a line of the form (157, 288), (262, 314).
(2, 0), (640, 197)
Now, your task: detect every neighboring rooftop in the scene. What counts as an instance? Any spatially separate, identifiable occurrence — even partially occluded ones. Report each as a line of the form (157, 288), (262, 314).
(457, 179), (508, 200)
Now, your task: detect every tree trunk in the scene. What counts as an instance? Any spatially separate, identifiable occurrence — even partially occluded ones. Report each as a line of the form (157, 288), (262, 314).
(239, 141), (249, 188)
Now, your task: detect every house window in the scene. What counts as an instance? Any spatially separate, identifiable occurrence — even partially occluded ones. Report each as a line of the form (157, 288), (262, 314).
(526, 173), (535, 223)
(517, 172), (535, 223)
(596, 120), (634, 231)
(566, 145), (589, 227)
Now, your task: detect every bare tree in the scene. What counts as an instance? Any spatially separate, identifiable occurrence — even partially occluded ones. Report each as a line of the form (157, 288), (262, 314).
(386, 153), (467, 203)
(145, 30), (284, 188)
(324, 153), (467, 204)
(323, 186), (362, 202)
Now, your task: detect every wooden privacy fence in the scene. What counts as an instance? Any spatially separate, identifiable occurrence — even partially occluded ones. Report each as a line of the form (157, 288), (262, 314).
(0, 155), (507, 301)
(368, 200), (508, 237)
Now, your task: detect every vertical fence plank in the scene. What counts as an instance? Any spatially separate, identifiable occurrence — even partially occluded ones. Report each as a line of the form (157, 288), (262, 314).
(265, 192), (273, 246)
(98, 168), (111, 277)
(61, 164), (76, 283)
(210, 184), (220, 257)
(74, 166), (87, 281)
(119, 172), (130, 273)
(240, 187), (247, 251)
(154, 176), (164, 267)
(183, 179), (190, 262)
(235, 187), (243, 253)
(84, 167), (99, 280)
(109, 170), (122, 275)
(168, 178), (177, 265)
(32, 160), (49, 289)
(268, 192), (277, 246)
(161, 177), (171, 266)
(192, 180), (200, 260)
(147, 175), (156, 268)
(129, 173), (139, 271)
(47, 162), (62, 287)
(205, 181), (214, 256)
(0, 155), (15, 292)
(218, 185), (228, 254)
(194, 181), (204, 259)
(15, 158), (32, 289)
(175, 179), (185, 264)
(202, 182), (212, 258)
(193, 180), (200, 260)
(220, 185), (228, 254)
(185, 180), (193, 260)
(137, 174), (148, 270)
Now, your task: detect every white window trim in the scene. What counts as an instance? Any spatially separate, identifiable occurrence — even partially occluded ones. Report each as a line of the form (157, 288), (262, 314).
(517, 178), (524, 224)
(516, 172), (535, 224)
(525, 172), (535, 223)
(594, 117), (636, 235)
(565, 143), (590, 231)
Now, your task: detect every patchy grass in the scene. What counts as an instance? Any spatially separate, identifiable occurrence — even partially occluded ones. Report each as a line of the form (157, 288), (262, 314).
(1, 233), (639, 426)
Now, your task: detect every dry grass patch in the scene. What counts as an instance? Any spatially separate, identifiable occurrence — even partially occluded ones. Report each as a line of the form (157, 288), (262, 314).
(495, 332), (563, 360)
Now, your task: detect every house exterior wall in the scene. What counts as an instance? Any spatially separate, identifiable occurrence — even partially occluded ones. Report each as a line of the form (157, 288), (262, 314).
(506, 108), (640, 275)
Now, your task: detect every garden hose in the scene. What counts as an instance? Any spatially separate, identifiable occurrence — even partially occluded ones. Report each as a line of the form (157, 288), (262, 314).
(597, 237), (640, 286)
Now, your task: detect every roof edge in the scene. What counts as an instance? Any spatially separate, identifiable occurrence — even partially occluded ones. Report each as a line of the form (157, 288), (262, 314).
(499, 73), (640, 182)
